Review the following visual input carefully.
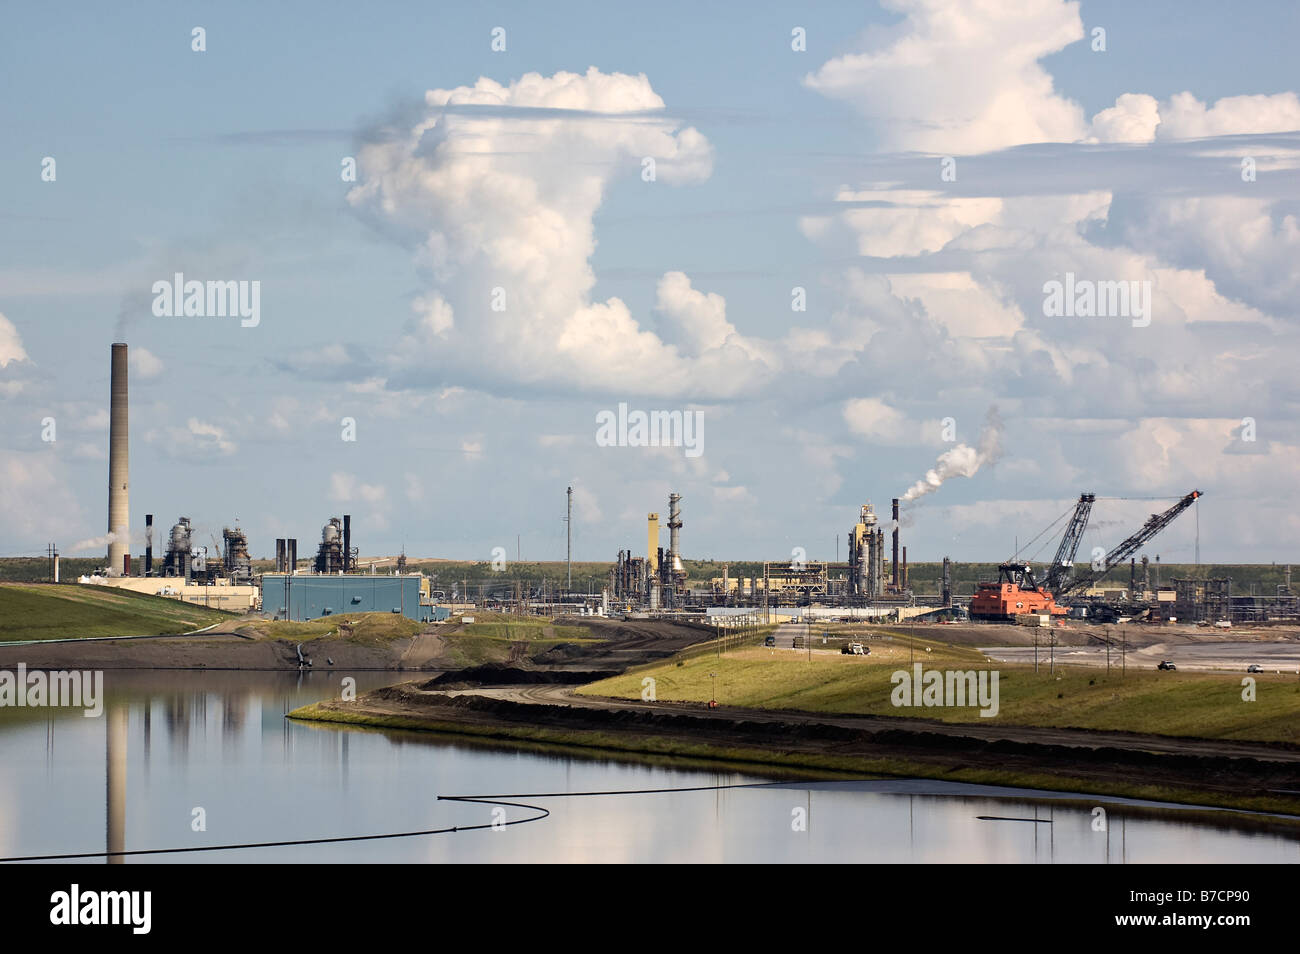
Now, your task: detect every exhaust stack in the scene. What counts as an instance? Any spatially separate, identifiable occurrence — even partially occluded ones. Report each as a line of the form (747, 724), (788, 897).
(343, 514), (352, 574)
(107, 343), (129, 576)
(891, 498), (900, 587)
(668, 493), (683, 573)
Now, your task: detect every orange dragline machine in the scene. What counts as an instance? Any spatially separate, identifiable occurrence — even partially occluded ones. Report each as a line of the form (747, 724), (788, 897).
(969, 490), (1202, 622)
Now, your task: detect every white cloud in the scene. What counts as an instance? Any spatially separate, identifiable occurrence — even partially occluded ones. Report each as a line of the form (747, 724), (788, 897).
(805, 0), (1087, 153)
(1157, 91), (1300, 140)
(843, 397), (910, 443)
(0, 312), (28, 367)
(887, 272), (1024, 337)
(1090, 90), (1300, 143)
(348, 67), (780, 400)
(329, 472), (388, 505)
(1089, 93), (1161, 144)
(129, 347), (163, 379)
(802, 190), (1003, 258)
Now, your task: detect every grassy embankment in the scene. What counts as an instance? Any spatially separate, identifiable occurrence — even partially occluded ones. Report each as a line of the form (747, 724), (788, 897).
(439, 616), (598, 666)
(579, 632), (1300, 744)
(233, 613), (424, 644)
(237, 611), (598, 662)
(0, 583), (236, 642)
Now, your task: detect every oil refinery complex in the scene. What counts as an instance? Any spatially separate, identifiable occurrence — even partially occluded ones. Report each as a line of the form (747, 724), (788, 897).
(68, 343), (1300, 627)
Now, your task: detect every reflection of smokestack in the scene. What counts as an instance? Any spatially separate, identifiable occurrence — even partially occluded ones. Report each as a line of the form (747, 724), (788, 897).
(343, 514), (351, 574)
(891, 498), (900, 587)
(108, 343), (129, 577)
(145, 514), (153, 577)
(106, 704), (127, 864)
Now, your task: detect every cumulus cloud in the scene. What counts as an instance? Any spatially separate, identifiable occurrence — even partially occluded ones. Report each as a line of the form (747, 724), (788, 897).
(1158, 91), (1300, 140)
(1089, 93), (1162, 144)
(1089, 90), (1300, 143)
(348, 67), (781, 400)
(843, 397), (910, 443)
(0, 312), (28, 367)
(805, 0), (1087, 153)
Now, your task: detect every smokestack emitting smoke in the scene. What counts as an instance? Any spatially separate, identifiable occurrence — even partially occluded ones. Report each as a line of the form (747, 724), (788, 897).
(901, 406), (1003, 503)
(891, 498), (900, 586)
(107, 343), (129, 576)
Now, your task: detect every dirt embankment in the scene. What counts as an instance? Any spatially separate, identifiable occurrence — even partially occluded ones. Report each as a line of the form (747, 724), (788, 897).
(0, 615), (718, 672)
(421, 664), (610, 689)
(299, 682), (1300, 816)
(0, 632), (411, 671)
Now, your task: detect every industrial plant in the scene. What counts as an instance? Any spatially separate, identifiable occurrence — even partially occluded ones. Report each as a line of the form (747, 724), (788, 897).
(76, 343), (434, 620)
(70, 342), (1298, 628)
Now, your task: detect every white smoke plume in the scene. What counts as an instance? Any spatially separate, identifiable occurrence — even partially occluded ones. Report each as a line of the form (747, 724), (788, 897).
(70, 530), (130, 553)
(901, 407), (1004, 502)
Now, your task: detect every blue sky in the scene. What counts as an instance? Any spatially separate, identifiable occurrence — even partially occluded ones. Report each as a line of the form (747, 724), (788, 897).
(3, 0), (1299, 567)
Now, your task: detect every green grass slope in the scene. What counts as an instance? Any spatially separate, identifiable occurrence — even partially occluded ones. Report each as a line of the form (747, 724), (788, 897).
(0, 584), (237, 642)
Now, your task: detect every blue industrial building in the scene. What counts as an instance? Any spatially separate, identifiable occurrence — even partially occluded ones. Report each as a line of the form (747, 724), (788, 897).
(260, 574), (445, 622)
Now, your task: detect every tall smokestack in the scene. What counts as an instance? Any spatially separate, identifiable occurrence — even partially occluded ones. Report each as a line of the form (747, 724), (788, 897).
(566, 487), (573, 591)
(107, 343), (129, 576)
(145, 514), (153, 577)
(891, 498), (900, 587)
(668, 493), (682, 572)
(343, 514), (351, 574)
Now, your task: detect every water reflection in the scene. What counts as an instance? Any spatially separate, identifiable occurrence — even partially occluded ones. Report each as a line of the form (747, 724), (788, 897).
(0, 672), (1295, 864)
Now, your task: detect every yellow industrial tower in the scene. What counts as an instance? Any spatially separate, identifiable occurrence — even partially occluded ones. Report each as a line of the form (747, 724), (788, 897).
(647, 512), (659, 574)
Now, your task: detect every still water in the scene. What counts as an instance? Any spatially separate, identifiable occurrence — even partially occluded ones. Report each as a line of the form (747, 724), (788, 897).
(0, 672), (1295, 864)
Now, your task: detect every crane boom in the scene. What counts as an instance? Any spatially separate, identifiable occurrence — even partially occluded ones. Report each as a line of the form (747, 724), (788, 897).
(1060, 490), (1202, 597)
(1042, 493), (1095, 595)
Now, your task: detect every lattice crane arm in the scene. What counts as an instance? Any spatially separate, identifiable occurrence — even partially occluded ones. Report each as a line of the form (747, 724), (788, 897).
(1042, 493), (1095, 595)
(1060, 490), (1202, 597)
